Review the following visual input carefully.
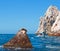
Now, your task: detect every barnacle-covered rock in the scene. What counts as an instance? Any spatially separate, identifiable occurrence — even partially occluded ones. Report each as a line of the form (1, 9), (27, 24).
(3, 28), (32, 48)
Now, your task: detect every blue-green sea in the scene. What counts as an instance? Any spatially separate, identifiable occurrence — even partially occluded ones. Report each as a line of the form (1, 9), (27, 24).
(0, 34), (60, 51)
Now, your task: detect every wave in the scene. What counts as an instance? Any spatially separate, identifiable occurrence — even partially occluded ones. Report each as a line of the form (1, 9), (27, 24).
(0, 45), (3, 48)
(31, 37), (34, 39)
(36, 35), (44, 37)
(46, 45), (60, 49)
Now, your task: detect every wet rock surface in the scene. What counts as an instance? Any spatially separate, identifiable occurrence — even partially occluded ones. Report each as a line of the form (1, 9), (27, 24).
(3, 28), (32, 48)
(48, 33), (60, 36)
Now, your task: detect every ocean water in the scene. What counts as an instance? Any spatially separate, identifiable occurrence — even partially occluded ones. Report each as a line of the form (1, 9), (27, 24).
(0, 34), (60, 51)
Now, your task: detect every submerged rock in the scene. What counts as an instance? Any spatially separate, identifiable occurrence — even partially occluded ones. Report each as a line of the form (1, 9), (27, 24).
(3, 28), (32, 48)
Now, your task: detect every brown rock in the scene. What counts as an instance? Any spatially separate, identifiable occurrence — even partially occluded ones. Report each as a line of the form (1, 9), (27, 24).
(3, 28), (32, 48)
(48, 32), (60, 36)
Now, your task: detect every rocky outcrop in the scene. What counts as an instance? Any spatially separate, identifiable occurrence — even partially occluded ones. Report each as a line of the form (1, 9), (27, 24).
(51, 12), (60, 32)
(36, 5), (60, 35)
(36, 17), (45, 34)
(49, 12), (60, 36)
(3, 28), (32, 48)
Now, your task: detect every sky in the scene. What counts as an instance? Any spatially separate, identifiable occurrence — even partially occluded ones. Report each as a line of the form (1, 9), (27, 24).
(0, 0), (60, 34)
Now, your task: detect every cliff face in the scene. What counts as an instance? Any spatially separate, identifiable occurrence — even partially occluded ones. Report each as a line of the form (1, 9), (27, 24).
(36, 17), (45, 34)
(36, 5), (59, 35)
(3, 28), (32, 48)
(51, 12), (60, 33)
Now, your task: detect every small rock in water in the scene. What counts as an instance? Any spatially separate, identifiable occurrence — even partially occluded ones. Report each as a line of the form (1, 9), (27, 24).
(3, 28), (32, 48)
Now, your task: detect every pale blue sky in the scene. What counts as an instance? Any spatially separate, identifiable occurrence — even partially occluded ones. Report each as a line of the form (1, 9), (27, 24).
(0, 0), (60, 34)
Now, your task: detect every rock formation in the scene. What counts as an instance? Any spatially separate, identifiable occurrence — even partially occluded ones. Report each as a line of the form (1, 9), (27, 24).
(36, 17), (45, 34)
(49, 12), (60, 36)
(36, 5), (60, 36)
(51, 12), (60, 32)
(3, 28), (32, 48)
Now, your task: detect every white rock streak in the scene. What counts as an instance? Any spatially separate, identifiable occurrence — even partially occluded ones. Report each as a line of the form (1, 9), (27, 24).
(51, 12), (60, 32)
